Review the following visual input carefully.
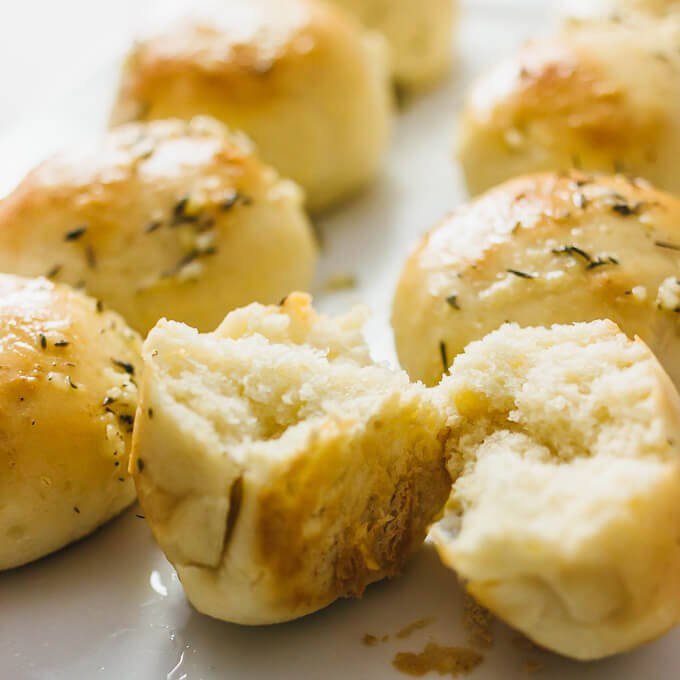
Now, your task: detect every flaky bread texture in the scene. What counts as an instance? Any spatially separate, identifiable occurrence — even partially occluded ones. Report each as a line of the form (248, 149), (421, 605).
(131, 293), (450, 624)
(430, 321), (680, 660)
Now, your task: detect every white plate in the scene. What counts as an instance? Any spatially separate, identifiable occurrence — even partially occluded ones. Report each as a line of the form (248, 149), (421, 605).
(3, 2), (680, 678)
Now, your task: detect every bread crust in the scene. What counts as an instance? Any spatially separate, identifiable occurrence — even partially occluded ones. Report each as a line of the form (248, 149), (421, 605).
(110, 0), (393, 213)
(0, 117), (317, 334)
(0, 275), (141, 570)
(327, 0), (456, 89)
(458, 15), (680, 195)
(393, 171), (680, 386)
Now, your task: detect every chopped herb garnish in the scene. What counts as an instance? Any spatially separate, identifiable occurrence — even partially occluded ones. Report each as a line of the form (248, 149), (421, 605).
(136, 514), (145, 519)
(73, 506), (80, 514)
(507, 269), (537, 279)
(279, 295), (288, 306)
(96, 300), (104, 313)
(119, 414), (134, 426)
(171, 197), (200, 225)
(612, 202), (642, 217)
(102, 396), (116, 406)
(221, 191), (253, 211)
(446, 294), (460, 310)
(46, 264), (62, 279)
(137, 458), (145, 472)
(173, 197), (188, 216)
(655, 241), (680, 251)
(54, 340), (69, 347)
(111, 358), (135, 375)
(573, 193), (588, 209)
(586, 256), (619, 270)
(65, 226), (88, 241)
(552, 245), (592, 263)
(85, 244), (97, 269)
(40, 334), (47, 349)
(68, 377), (78, 389)
(439, 341), (449, 372)
(148, 407), (154, 419)
(145, 220), (162, 233)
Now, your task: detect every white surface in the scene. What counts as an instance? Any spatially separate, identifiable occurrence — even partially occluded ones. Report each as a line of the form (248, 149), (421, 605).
(2, 2), (679, 679)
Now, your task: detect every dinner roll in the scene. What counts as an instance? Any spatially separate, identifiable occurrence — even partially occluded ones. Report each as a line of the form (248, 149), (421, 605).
(457, 13), (680, 196)
(0, 275), (141, 571)
(109, 0), (392, 213)
(327, 0), (456, 90)
(0, 117), (317, 335)
(430, 321), (680, 660)
(392, 172), (680, 387)
(130, 293), (451, 624)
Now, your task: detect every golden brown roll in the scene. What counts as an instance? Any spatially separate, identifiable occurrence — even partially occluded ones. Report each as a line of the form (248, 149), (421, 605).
(326, 0), (456, 90)
(0, 274), (141, 570)
(392, 171), (680, 386)
(432, 320), (680, 660)
(109, 0), (393, 213)
(457, 13), (680, 196)
(130, 293), (451, 624)
(0, 117), (317, 335)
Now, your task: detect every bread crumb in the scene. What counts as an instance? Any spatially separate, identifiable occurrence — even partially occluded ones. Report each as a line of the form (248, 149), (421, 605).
(396, 617), (436, 639)
(523, 658), (543, 673)
(463, 594), (494, 649)
(362, 618), (435, 647)
(323, 274), (357, 292)
(392, 643), (483, 677)
(512, 634), (541, 653)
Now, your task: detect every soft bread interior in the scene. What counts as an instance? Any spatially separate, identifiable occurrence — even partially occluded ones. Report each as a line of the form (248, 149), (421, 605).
(132, 293), (451, 623)
(431, 320), (680, 660)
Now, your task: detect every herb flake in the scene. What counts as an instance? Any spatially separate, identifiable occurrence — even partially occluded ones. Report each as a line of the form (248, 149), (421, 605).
(111, 358), (135, 375)
(655, 241), (680, 251)
(552, 245), (592, 263)
(507, 269), (537, 279)
(446, 294), (460, 310)
(65, 226), (88, 241)
(439, 341), (449, 372)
